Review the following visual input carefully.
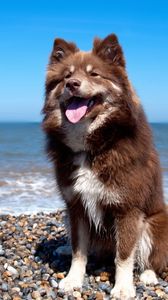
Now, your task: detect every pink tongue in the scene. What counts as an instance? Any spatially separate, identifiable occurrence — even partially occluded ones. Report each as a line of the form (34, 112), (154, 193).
(65, 99), (90, 123)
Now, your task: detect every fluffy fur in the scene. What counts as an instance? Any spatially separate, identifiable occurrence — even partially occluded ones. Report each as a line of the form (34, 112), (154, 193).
(43, 34), (168, 299)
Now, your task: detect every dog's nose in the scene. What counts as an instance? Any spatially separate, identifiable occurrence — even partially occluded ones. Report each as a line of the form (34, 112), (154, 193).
(66, 79), (81, 92)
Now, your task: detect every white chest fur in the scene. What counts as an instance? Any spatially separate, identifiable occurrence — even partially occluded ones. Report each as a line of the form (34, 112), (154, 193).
(72, 154), (121, 230)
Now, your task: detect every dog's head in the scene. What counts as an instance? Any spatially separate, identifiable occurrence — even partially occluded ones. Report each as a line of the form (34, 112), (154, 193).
(43, 34), (140, 152)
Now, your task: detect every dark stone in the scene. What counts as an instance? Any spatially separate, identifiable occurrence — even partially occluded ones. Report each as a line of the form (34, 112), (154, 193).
(34, 256), (42, 263)
(68, 296), (75, 300)
(88, 294), (96, 300)
(57, 290), (65, 297)
(148, 290), (157, 297)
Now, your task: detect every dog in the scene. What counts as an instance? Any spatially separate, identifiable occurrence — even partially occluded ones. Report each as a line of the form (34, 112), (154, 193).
(42, 34), (168, 299)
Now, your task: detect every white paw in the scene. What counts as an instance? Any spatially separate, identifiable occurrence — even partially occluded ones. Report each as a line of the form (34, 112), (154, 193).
(140, 269), (158, 285)
(111, 283), (135, 300)
(59, 276), (82, 292)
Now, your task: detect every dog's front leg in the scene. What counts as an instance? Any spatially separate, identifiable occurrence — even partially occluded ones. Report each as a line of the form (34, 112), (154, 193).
(111, 210), (143, 300)
(59, 219), (88, 292)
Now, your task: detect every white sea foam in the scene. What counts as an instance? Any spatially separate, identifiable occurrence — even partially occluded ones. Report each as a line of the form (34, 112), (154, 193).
(0, 171), (168, 215)
(0, 123), (168, 215)
(164, 176), (168, 203)
(0, 171), (64, 215)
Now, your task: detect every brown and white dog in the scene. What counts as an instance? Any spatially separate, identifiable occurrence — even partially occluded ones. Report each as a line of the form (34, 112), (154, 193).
(43, 34), (168, 299)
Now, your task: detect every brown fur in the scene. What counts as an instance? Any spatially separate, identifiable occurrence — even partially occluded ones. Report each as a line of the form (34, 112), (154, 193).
(43, 34), (168, 296)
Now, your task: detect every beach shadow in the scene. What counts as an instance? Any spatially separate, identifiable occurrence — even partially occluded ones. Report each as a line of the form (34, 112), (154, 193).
(35, 236), (115, 282)
(35, 236), (71, 272)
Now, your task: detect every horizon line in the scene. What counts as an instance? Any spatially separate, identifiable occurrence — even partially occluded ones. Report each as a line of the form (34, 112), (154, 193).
(0, 120), (168, 124)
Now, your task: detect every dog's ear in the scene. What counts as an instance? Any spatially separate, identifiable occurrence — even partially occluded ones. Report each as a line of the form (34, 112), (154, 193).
(93, 34), (125, 68)
(50, 38), (78, 64)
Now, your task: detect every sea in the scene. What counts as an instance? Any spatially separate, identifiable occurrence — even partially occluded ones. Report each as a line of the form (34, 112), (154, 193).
(0, 122), (168, 215)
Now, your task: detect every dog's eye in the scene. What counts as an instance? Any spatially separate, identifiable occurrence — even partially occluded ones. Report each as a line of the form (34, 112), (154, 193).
(65, 72), (72, 79)
(90, 72), (100, 77)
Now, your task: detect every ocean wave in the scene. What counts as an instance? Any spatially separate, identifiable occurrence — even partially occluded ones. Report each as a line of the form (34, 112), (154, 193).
(0, 171), (168, 215)
(0, 172), (57, 197)
(0, 171), (64, 215)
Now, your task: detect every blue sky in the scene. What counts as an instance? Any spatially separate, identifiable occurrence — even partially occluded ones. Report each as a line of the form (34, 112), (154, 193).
(0, 0), (168, 122)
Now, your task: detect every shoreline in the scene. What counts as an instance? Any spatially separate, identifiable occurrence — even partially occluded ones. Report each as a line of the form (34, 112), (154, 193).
(1, 210), (168, 299)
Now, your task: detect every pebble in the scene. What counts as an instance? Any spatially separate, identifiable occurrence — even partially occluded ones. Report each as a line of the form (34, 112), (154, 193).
(11, 287), (21, 293)
(0, 244), (5, 255)
(7, 265), (19, 275)
(34, 256), (42, 263)
(158, 279), (168, 287)
(98, 282), (111, 293)
(50, 279), (58, 288)
(95, 291), (104, 300)
(100, 274), (109, 282)
(148, 290), (157, 297)
(57, 290), (65, 297)
(155, 289), (166, 297)
(56, 272), (65, 279)
(1, 210), (168, 300)
(2, 283), (9, 291)
(95, 276), (100, 283)
(32, 290), (41, 299)
(42, 273), (50, 280)
(68, 296), (75, 300)
(73, 290), (82, 298)
(4, 263), (8, 269)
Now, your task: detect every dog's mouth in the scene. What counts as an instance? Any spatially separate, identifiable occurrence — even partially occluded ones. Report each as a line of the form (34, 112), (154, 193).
(64, 96), (101, 124)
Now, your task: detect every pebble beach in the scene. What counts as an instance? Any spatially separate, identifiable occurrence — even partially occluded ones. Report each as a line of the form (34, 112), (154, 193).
(1, 210), (168, 300)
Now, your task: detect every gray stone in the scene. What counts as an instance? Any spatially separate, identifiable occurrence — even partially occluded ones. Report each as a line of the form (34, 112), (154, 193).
(105, 286), (112, 294)
(57, 290), (65, 297)
(98, 283), (109, 291)
(88, 293), (96, 300)
(68, 296), (75, 300)
(47, 220), (63, 227)
(136, 284), (146, 292)
(158, 279), (168, 287)
(50, 279), (58, 288)
(2, 283), (8, 291)
(149, 290), (157, 297)
(0, 221), (7, 226)
(34, 256), (42, 263)
(42, 273), (50, 281)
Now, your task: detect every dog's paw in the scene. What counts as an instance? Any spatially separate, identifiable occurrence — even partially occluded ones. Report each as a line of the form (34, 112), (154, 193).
(140, 269), (158, 285)
(58, 276), (82, 292)
(111, 283), (135, 300)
